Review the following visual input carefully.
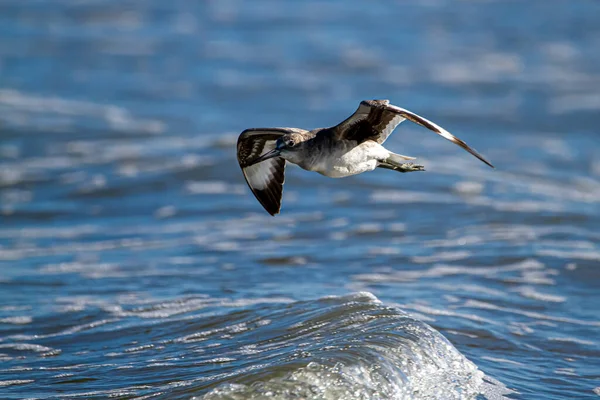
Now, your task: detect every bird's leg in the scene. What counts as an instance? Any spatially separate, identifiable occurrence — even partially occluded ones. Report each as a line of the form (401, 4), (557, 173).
(378, 153), (424, 173)
(378, 162), (425, 173)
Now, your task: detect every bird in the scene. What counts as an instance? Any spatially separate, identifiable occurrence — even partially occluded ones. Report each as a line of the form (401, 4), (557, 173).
(237, 100), (494, 216)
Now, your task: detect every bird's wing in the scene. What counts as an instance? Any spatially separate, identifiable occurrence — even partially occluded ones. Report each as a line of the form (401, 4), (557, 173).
(335, 100), (494, 168)
(334, 100), (406, 145)
(237, 128), (294, 216)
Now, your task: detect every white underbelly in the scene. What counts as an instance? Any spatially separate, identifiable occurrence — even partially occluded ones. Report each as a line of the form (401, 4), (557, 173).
(309, 142), (389, 178)
(317, 159), (378, 177)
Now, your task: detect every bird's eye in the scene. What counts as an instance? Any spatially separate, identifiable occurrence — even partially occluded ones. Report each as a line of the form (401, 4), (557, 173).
(286, 139), (296, 147)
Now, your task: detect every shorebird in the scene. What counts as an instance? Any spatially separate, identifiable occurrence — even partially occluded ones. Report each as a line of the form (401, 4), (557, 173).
(237, 100), (494, 215)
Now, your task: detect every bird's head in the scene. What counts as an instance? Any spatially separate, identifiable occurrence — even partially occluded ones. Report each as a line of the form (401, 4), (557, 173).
(277, 133), (303, 151)
(275, 133), (308, 164)
(248, 133), (305, 166)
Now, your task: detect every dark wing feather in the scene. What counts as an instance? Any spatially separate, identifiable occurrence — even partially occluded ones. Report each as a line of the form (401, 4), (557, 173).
(335, 100), (494, 168)
(334, 100), (406, 144)
(237, 128), (291, 216)
(384, 103), (494, 168)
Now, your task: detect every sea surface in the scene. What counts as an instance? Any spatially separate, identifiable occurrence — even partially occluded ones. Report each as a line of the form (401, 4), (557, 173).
(1, 1), (599, 399)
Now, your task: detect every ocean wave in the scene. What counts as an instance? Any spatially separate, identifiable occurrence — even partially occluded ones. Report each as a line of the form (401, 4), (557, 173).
(197, 292), (508, 400)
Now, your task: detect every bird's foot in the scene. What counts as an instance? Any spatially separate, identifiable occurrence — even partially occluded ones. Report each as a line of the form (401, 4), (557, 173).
(377, 161), (425, 173)
(397, 162), (425, 172)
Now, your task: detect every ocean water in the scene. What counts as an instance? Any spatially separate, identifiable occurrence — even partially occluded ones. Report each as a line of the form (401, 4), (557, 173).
(1, 1), (599, 399)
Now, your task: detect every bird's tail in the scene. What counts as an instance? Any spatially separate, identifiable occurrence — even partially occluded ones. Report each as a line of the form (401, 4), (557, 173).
(388, 152), (416, 162)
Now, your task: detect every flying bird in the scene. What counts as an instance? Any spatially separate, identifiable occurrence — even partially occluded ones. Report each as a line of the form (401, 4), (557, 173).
(237, 100), (494, 215)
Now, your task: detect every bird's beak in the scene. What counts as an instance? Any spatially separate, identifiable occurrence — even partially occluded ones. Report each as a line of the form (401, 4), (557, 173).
(248, 149), (281, 166)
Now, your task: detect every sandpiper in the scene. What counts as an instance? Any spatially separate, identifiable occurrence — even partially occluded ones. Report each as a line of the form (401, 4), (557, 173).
(237, 100), (494, 215)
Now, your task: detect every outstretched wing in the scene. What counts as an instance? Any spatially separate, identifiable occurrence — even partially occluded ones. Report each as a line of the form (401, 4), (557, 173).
(334, 100), (406, 145)
(335, 100), (494, 168)
(237, 128), (291, 216)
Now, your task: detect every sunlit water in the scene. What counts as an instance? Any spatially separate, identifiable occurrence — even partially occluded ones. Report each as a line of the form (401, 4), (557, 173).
(1, 1), (599, 399)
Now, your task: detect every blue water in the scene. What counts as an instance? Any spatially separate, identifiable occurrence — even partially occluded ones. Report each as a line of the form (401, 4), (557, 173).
(1, 1), (599, 399)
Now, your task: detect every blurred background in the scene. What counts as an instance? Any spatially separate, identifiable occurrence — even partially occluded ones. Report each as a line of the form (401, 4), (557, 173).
(1, 1), (599, 399)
